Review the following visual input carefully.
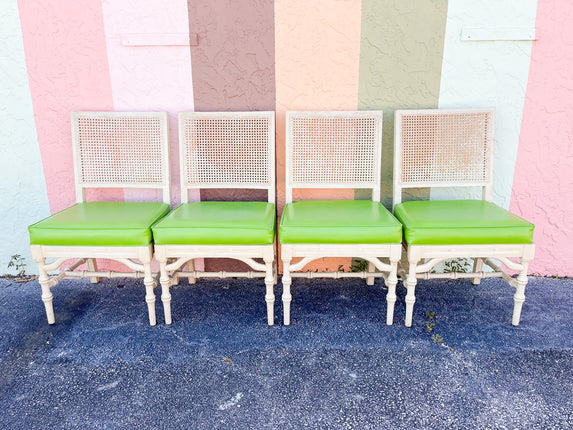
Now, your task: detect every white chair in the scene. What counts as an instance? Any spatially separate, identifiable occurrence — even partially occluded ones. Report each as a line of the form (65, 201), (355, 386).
(153, 111), (277, 325)
(279, 111), (403, 325)
(393, 107), (535, 326)
(29, 111), (171, 325)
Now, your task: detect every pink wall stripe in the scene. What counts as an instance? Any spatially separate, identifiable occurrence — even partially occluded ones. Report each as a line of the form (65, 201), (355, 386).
(18, 0), (118, 212)
(101, 0), (196, 207)
(511, 0), (573, 275)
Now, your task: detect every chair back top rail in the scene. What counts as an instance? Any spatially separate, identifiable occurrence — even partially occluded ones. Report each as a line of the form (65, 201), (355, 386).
(71, 111), (171, 204)
(178, 111), (276, 204)
(285, 110), (383, 204)
(393, 107), (495, 207)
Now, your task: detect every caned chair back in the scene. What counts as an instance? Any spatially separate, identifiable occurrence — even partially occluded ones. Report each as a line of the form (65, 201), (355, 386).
(71, 111), (171, 204)
(178, 111), (275, 203)
(393, 107), (495, 207)
(285, 111), (383, 203)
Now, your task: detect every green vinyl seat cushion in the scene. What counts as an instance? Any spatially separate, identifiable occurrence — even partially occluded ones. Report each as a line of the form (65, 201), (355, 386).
(29, 201), (171, 246)
(152, 201), (276, 245)
(394, 200), (534, 245)
(279, 200), (402, 244)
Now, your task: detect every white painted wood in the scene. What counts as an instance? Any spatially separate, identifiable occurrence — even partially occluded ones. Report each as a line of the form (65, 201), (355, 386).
(394, 108), (535, 327)
(282, 110), (400, 325)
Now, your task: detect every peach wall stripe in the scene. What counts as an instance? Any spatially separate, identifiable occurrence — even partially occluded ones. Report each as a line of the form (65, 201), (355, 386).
(275, 0), (362, 272)
(18, 0), (118, 212)
(511, 0), (573, 276)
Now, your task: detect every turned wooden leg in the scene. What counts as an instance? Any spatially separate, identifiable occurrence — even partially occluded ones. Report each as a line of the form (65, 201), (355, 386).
(157, 257), (172, 325)
(36, 258), (55, 324)
(404, 260), (419, 327)
(264, 255), (275, 326)
(386, 259), (399, 325)
(282, 257), (292, 326)
(187, 259), (196, 285)
(472, 258), (484, 285)
(366, 261), (375, 286)
(512, 259), (530, 326)
(87, 258), (100, 283)
(142, 258), (156, 326)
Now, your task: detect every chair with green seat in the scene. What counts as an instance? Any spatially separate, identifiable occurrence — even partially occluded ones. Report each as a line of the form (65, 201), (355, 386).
(393, 107), (535, 327)
(152, 111), (277, 325)
(29, 111), (171, 325)
(279, 110), (403, 325)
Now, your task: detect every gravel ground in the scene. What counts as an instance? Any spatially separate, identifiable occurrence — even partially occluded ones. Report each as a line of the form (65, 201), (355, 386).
(0, 275), (571, 429)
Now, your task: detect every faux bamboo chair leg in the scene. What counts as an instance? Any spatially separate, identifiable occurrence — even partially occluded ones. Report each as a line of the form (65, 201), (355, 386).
(157, 257), (172, 325)
(366, 262), (375, 286)
(142, 255), (157, 326)
(264, 255), (275, 326)
(472, 258), (484, 285)
(282, 257), (293, 326)
(404, 259), (420, 327)
(386, 258), (399, 325)
(187, 260), (196, 285)
(512, 258), (531, 326)
(35, 257), (55, 324)
(87, 258), (100, 283)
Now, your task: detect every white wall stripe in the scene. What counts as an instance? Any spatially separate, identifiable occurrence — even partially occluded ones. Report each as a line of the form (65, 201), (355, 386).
(434, 0), (538, 208)
(0, 1), (51, 275)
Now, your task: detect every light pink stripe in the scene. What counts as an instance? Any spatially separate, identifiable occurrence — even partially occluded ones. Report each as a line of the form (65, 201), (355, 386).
(511, 0), (573, 275)
(101, 0), (197, 207)
(18, 0), (119, 212)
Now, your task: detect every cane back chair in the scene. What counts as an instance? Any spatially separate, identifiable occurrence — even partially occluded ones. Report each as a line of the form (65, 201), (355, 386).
(29, 111), (171, 325)
(152, 111), (277, 325)
(279, 111), (403, 325)
(393, 107), (535, 327)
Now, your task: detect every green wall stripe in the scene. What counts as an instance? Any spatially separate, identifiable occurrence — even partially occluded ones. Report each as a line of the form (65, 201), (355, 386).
(357, 0), (448, 207)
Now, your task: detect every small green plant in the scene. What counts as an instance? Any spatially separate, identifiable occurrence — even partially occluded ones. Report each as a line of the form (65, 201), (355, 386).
(8, 254), (27, 277)
(443, 258), (471, 273)
(425, 311), (436, 320)
(350, 258), (368, 272)
(425, 322), (435, 332)
(432, 334), (444, 345)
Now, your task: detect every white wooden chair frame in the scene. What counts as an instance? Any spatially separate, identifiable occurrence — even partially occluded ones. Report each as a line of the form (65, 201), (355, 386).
(281, 110), (402, 326)
(30, 111), (171, 326)
(154, 111), (277, 325)
(393, 107), (535, 327)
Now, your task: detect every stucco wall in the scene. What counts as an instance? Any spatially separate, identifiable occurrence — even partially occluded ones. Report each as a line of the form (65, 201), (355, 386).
(0, 1), (51, 275)
(2, 0), (572, 276)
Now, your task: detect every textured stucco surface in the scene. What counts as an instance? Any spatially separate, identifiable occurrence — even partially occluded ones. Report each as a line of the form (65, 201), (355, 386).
(434, 0), (537, 208)
(18, 0), (116, 213)
(0, 1), (51, 275)
(275, 0), (362, 271)
(102, 0), (197, 208)
(511, 0), (573, 275)
(358, 0), (448, 207)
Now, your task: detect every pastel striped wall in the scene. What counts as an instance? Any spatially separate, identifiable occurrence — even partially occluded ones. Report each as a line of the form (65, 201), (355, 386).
(511, 0), (573, 275)
(102, 0), (197, 208)
(3, 0), (573, 276)
(18, 0), (117, 211)
(0, 0), (51, 274)
(275, 0), (362, 271)
(434, 0), (537, 209)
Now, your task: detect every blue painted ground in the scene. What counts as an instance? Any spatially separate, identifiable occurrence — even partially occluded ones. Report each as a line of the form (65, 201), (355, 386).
(0, 275), (571, 429)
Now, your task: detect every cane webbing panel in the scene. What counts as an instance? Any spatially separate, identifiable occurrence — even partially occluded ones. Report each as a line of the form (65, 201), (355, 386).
(72, 112), (168, 187)
(180, 112), (274, 188)
(397, 109), (494, 186)
(287, 111), (382, 188)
